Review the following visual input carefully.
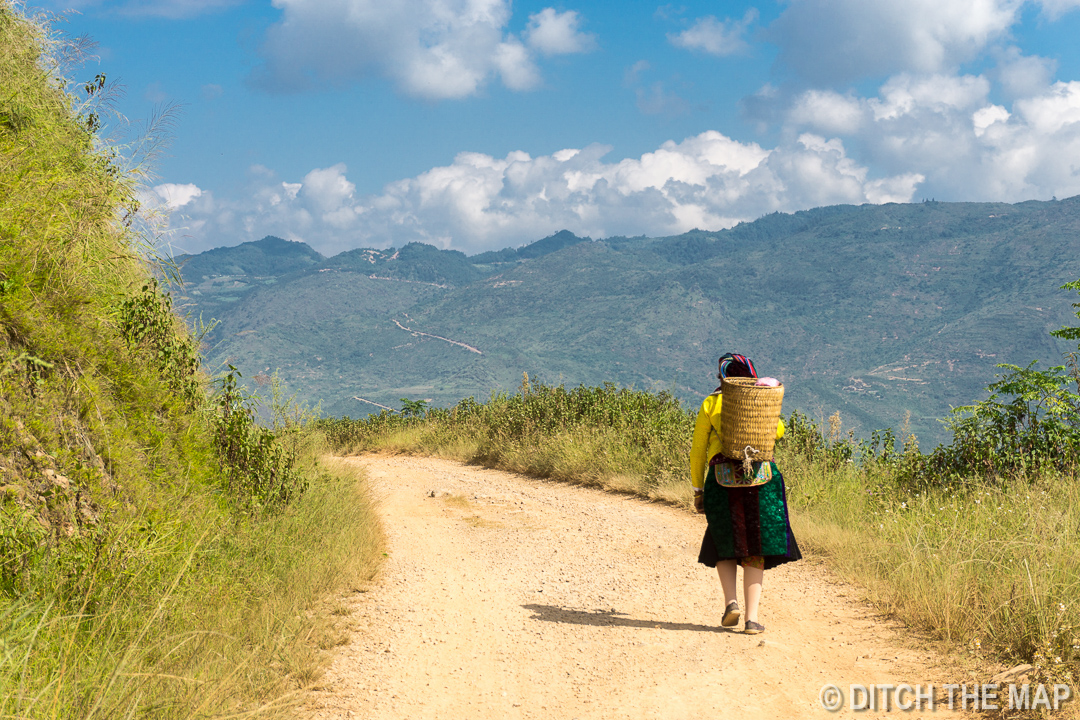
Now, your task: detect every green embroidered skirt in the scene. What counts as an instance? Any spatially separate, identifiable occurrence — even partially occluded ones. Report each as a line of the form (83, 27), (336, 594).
(698, 460), (802, 570)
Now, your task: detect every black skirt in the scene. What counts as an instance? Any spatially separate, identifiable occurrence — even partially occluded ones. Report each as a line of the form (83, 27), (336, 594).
(697, 524), (802, 570)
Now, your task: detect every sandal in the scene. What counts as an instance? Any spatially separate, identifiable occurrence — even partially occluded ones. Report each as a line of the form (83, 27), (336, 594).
(743, 620), (765, 635)
(721, 601), (741, 627)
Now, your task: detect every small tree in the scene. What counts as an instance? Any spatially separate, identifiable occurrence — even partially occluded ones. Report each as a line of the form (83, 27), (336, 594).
(1050, 278), (1080, 388)
(399, 397), (429, 418)
(928, 278), (1080, 479)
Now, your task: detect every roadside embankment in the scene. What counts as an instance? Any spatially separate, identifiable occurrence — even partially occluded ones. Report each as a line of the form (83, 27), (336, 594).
(1, 8), (382, 716)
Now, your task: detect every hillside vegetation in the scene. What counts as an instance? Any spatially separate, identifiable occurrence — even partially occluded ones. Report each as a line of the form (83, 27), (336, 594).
(1, 7), (379, 717)
(175, 200), (1078, 444)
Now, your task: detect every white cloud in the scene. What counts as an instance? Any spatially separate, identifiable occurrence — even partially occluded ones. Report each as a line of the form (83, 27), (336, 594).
(298, 164), (356, 214)
(764, 134), (922, 208)
(869, 73), (990, 121)
(994, 46), (1058, 100)
(493, 40), (541, 91)
(864, 174), (928, 204)
(251, 0), (593, 99)
(524, 8), (596, 55)
(153, 183), (202, 210)
(796, 75), (994, 191)
(769, 0), (1022, 84)
(1035, 0), (1080, 19)
(159, 131), (922, 256)
(972, 104), (1010, 136)
(669, 9), (758, 56)
(1013, 80), (1080, 134)
(787, 90), (865, 134)
(775, 69), (1080, 203)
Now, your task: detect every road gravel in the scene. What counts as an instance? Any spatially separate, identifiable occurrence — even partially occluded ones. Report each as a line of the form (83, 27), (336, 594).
(303, 454), (980, 719)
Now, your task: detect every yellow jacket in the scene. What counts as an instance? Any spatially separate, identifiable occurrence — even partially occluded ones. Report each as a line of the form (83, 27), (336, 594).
(690, 392), (785, 490)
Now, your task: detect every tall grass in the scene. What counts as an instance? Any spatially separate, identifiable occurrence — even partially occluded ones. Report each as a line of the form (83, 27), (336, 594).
(1, 5), (384, 716)
(324, 380), (1080, 685)
(319, 374), (694, 502)
(783, 437), (1079, 686)
(0, 457), (382, 718)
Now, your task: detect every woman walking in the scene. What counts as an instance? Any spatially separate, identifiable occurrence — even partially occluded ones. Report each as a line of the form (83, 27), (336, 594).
(690, 353), (801, 634)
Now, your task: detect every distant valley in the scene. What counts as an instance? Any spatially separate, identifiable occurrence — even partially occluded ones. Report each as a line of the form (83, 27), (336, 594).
(171, 198), (1080, 445)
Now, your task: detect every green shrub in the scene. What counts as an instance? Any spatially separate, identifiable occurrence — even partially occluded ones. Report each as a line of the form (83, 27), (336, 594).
(214, 366), (307, 511)
(319, 374), (694, 499)
(932, 361), (1080, 479)
(117, 278), (203, 407)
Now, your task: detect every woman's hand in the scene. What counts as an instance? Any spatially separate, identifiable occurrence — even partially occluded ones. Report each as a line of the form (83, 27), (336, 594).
(693, 490), (705, 514)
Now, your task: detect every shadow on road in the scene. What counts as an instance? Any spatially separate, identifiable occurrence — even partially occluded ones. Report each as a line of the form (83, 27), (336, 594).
(522, 604), (734, 633)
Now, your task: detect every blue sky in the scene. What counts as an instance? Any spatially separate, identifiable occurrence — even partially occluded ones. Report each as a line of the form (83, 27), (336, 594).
(38, 0), (1080, 256)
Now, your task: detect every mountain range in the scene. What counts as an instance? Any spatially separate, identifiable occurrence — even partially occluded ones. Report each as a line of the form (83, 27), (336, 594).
(171, 199), (1080, 445)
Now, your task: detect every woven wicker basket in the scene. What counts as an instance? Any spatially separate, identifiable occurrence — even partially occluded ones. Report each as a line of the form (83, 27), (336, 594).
(719, 377), (785, 464)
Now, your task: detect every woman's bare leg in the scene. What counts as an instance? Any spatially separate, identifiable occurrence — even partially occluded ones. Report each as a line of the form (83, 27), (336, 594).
(716, 560), (739, 606)
(743, 565), (764, 623)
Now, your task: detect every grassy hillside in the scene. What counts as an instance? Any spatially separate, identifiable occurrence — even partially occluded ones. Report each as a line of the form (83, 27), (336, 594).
(1, 7), (379, 717)
(177, 200), (1077, 444)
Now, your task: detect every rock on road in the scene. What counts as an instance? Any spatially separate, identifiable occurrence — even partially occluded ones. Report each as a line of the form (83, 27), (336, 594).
(303, 454), (974, 719)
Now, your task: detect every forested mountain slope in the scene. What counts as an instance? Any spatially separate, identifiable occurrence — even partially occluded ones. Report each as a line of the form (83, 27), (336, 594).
(176, 199), (1080, 443)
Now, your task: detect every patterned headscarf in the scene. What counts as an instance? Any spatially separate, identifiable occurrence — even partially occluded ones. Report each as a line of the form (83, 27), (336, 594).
(717, 353), (757, 382)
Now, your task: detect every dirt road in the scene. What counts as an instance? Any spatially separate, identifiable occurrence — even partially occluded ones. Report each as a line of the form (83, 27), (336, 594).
(304, 454), (977, 719)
